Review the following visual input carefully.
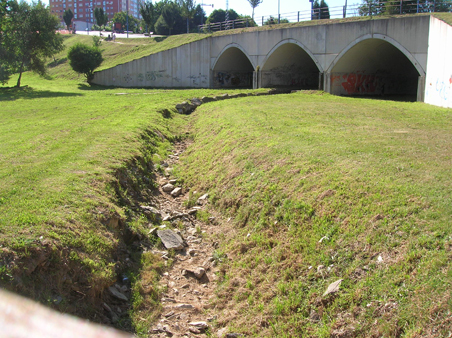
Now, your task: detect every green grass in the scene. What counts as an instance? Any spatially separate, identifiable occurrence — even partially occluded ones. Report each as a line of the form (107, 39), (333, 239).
(46, 33), (210, 80)
(0, 70), (260, 325)
(179, 92), (452, 337)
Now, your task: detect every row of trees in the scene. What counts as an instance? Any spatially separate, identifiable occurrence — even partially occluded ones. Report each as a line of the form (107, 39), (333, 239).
(312, 0), (330, 20)
(113, 0), (256, 35)
(358, 0), (452, 16)
(0, 0), (64, 87)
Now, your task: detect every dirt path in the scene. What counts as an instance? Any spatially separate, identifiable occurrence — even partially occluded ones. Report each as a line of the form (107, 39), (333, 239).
(149, 141), (222, 338)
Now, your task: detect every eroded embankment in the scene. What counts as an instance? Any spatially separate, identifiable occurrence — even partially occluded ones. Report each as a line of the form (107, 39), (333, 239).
(0, 89), (286, 335)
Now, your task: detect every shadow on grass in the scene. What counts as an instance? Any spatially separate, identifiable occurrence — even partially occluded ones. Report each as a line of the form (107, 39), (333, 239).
(0, 86), (83, 101)
(48, 57), (68, 68)
(77, 83), (113, 91)
(345, 94), (417, 102)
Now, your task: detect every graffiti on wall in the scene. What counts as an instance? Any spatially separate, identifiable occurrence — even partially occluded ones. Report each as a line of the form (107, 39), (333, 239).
(116, 69), (207, 86)
(124, 74), (132, 84)
(145, 70), (167, 81)
(260, 64), (318, 88)
(188, 73), (208, 86)
(214, 71), (252, 88)
(332, 71), (418, 96)
(425, 76), (452, 105)
(337, 73), (380, 94)
(261, 64), (318, 88)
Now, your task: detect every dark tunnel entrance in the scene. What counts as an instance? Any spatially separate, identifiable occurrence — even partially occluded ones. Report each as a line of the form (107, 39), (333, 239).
(213, 47), (254, 88)
(260, 43), (321, 89)
(330, 38), (420, 101)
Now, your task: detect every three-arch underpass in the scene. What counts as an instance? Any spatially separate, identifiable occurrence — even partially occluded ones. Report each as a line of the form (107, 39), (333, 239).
(92, 15), (452, 108)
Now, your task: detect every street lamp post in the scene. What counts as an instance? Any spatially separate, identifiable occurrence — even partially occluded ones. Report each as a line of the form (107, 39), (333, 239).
(126, 0), (129, 38)
(309, 0), (314, 20)
(278, 0), (280, 23)
(200, 0), (213, 26)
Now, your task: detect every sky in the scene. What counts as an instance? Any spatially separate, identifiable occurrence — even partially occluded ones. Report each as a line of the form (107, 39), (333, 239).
(37, 0), (360, 22)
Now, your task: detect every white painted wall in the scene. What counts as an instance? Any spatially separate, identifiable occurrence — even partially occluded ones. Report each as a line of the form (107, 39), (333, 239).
(424, 17), (452, 108)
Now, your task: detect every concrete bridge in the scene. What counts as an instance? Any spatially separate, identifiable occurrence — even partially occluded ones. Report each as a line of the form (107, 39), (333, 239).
(92, 15), (452, 108)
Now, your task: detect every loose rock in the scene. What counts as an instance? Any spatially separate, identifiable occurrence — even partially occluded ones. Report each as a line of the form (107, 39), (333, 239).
(140, 205), (162, 220)
(197, 193), (209, 205)
(162, 183), (175, 192)
(157, 229), (185, 250)
(108, 286), (128, 301)
(189, 321), (208, 330)
(171, 187), (182, 197)
(194, 267), (206, 279)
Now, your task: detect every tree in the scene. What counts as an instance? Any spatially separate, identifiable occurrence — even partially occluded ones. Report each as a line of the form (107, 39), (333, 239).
(181, 0), (196, 33)
(206, 9), (239, 24)
(1, 0), (64, 87)
(264, 16), (288, 24)
(192, 4), (206, 27)
(140, 1), (155, 33)
(0, 0), (11, 84)
(357, 0), (452, 15)
(247, 0), (262, 21)
(161, 2), (178, 35)
(63, 9), (73, 30)
(67, 43), (103, 82)
(94, 7), (108, 29)
(112, 11), (139, 32)
(312, 0), (330, 19)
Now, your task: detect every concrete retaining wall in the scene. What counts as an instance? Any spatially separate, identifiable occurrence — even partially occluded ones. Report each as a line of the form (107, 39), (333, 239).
(93, 39), (211, 88)
(424, 16), (452, 108)
(92, 15), (452, 107)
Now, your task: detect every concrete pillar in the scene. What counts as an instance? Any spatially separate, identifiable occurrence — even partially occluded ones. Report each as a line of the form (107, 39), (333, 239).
(417, 75), (425, 102)
(318, 72), (324, 90)
(324, 72), (331, 93)
(253, 71), (258, 89)
(209, 69), (214, 88)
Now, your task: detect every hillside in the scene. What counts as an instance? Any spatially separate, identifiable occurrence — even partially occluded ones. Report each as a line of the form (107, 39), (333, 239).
(47, 13), (452, 81)
(46, 33), (210, 80)
(178, 92), (452, 337)
(2, 14), (452, 336)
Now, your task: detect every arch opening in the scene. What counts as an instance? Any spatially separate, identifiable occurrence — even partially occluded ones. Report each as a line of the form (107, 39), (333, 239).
(261, 43), (320, 89)
(213, 47), (254, 88)
(330, 38), (420, 100)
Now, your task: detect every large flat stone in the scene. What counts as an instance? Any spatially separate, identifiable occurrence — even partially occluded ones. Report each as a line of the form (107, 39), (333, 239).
(157, 229), (185, 250)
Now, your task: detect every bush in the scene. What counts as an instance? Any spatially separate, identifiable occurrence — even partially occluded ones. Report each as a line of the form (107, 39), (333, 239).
(67, 43), (103, 82)
(92, 36), (102, 47)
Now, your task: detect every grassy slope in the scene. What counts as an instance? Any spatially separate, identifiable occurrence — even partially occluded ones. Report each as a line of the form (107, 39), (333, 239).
(47, 33), (210, 80)
(0, 68), (257, 326)
(179, 92), (452, 337)
(48, 13), (452, 81)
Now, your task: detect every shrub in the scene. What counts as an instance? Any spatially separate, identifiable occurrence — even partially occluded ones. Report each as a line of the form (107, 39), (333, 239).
(67, 43), (103, 82)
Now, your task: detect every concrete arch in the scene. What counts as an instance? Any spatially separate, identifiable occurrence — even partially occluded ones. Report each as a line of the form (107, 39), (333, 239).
(212, 43), (256, 71)
(327, 34), (425, 99)
(261, 39), (323, 73)
(212, 43), (255, 88)
(327, 34), (425, 76)
(259, 39), (322, 89)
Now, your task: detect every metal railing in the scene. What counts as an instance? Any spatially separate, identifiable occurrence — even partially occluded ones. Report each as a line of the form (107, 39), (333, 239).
(198, 0), (451, 31)
(198, 18), (253, 32)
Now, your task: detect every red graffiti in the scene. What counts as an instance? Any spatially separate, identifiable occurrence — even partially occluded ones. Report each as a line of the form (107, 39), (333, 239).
(340, 73), (378, 94)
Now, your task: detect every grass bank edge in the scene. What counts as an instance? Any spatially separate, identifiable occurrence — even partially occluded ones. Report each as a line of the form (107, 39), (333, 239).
(178, 92), (452, 337)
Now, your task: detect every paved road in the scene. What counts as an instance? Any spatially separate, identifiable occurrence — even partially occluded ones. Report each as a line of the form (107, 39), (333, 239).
(74, 30), (163, 39)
